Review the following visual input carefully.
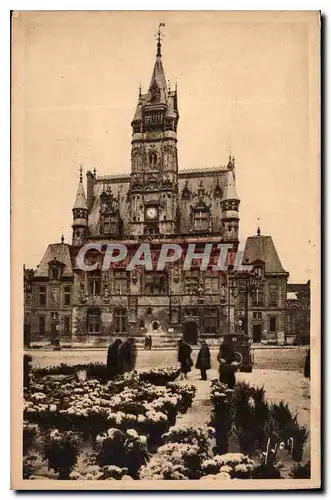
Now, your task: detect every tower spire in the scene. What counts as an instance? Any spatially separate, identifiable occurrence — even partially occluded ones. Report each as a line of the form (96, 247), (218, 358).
(73, 167), (88, 211)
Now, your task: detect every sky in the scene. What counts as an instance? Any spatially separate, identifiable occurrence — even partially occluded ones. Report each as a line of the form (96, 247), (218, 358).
(16, 11), (319, 282)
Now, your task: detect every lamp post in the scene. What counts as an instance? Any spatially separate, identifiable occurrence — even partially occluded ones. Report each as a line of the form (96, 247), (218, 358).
(229, 269), (261, 341)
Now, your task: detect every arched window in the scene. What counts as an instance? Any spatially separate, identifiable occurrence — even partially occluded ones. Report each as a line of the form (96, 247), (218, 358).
(114, 307), (127, 333)
(148, 151), (158, 169)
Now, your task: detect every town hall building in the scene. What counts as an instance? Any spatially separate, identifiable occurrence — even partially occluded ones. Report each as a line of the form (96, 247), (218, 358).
(24, 30), (294, 346)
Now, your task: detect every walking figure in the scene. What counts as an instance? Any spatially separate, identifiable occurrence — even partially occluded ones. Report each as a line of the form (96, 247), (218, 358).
(177, 338), (193, 380)
(196, 340), (211, 380)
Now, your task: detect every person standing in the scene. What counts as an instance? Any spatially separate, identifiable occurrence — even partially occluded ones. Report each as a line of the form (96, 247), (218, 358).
(119, 337), (137, 373)
(106, 338), (122, 378)
(148, 335), (152, 350)
(144, 336), (149, 350)
(217, 335), (236, 389)
(196, 340), (211, 380)
(177, 338), (193, 380)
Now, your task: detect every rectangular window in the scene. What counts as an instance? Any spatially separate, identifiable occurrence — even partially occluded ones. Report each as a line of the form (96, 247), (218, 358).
(103, 217), (110, 234)
(238, 280), (246, 307)
(184, 271), (200, 295)
(205, 276), (219, 294)
(114, 307), (128, 333)
(64, 286), (71, 306)
(88, 271), (101, 296)
(38, 286), (47, 306)
(114, 271), (128, 295)
(38, 316), (45, 335)
(204, 308), (219, 334)
(268, 284), (278, 307)
(252, 284), (264, 306)
(63, 316), (70, 336)
(88, 310), (101, 334)
(269, 316), (277, 332)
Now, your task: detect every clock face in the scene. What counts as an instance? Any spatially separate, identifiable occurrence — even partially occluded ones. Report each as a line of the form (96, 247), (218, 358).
(146, 206), (158, 220)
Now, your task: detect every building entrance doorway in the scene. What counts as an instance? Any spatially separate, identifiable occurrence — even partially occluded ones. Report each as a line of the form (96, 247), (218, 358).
(183, 321), (199, 345)
(253, 324), (262, 343)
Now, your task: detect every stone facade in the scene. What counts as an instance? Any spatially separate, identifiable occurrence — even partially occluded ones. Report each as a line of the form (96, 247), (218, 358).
(24, 34), (290, 346)
(285, 281), (311, 344)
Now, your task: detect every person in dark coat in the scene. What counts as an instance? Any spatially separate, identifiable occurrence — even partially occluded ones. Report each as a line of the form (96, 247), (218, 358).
(119, 337), (137, 373)
(106, 339), (122, 378)
(148, 335), (152, 350)
(177, 339), (193, 379)
(304, 348), (310, 379)
(144, 336), (149, 350)
(217, 335), (236, 389)
(196, 340), (211, 380)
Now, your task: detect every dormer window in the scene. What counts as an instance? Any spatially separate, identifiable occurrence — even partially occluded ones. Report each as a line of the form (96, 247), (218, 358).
(101, 214), (118, 236)
(52, 267), (60, 280)
(48, 258), (64, 281)
(194, 209), (210, 231)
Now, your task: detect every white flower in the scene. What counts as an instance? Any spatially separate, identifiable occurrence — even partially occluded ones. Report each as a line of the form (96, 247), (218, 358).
(126, 429), (139, 438)
(138, 435), (147, 445)
(49, 404), (57, 412)
(220, 465), (232, 473)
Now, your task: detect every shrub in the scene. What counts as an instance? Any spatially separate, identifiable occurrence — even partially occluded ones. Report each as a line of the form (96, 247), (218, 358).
(95, 428), (148, 479)
(42, 429), (81, 479)
(140, 368), (181, 385)
(251, 454), (283, 479)
(290, 461), (311, 479)
(166, 382), (196, 413)
(23, 421), (39, 455)
(162, 425), (211, 457)
(140, 442), (204, 480)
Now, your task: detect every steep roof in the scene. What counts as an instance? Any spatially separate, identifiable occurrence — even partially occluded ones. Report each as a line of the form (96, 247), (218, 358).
(73, 179), (88, 210)
(34, 243), (73, 278)
(223, 169), (239, 201)
(147, 54), (168, 104)
(243, 234), (287, 274)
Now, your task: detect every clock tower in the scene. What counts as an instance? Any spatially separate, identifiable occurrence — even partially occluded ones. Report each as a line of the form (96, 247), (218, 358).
(129, 25), (179, 236)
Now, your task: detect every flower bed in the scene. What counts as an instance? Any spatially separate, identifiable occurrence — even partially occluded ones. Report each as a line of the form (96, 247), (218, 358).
(23, 371), (198, 479)
(140, 426), (212, 479)
(32, 364), (181, 386)
(139, 368), (181, 385)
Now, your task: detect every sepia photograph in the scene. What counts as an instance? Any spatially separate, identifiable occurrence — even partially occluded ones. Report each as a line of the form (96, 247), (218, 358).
(11, 10), (320, 490)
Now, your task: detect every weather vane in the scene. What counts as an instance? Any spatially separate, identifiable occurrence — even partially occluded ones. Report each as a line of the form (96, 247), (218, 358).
(156, 22), (165, 57)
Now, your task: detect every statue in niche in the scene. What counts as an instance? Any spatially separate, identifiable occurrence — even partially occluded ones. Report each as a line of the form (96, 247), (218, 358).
(173, 267), (179, 283)
(128, 308), (136, 324)
(80, 282), (86, 304)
